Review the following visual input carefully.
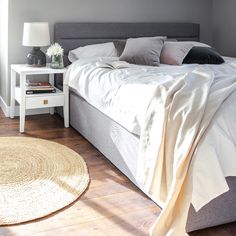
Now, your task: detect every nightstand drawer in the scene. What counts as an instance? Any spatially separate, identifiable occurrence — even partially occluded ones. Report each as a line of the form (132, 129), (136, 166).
(26, 94), (64, 109)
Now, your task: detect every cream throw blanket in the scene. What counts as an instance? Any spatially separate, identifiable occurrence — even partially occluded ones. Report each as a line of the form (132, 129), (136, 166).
(137, 66), (236, 236)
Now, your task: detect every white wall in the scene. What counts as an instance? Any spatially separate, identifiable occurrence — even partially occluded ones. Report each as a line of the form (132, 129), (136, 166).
(1, 0), (213, 106)
(212, 0), (236, 56)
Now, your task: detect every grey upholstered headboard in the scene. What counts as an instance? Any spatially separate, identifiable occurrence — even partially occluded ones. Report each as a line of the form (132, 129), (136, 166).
(54, 22), (200, 57)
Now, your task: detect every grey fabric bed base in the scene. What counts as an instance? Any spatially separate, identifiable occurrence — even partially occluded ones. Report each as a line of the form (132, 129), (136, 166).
(68, 91), (236, 233)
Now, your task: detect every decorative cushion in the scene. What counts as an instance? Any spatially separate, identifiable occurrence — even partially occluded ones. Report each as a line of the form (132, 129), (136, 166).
(113, 40), (126, 57)
(183, 47), (225, 64)
(160, 42), (194, 65)
(119, 36), (166, 66)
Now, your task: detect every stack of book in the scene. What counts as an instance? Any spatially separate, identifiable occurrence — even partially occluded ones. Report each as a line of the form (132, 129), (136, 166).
(26, 82), (56, 95)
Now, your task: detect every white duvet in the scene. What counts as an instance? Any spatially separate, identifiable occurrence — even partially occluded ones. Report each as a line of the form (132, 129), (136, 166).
(65, 57), (236, 235)
(65, 58), (204, 135)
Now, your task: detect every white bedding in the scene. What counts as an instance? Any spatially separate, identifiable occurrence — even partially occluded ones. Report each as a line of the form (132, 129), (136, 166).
(65, 58), (236, 229)
(65, 58), (201, 135)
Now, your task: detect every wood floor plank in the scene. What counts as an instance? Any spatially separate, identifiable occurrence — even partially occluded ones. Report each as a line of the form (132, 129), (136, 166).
(0, 110), (235, 236)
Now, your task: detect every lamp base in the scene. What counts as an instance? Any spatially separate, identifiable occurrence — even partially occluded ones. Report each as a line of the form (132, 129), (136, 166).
(27, 47), (46, 67)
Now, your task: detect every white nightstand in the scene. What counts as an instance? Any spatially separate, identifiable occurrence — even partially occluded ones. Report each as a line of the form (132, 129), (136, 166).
(10, 64), (69, 133)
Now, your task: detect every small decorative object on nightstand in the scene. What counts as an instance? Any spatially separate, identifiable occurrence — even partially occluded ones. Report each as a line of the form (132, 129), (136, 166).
(47, 43), (64, 69)
(10, 64), (69, 133)
(22, 22), (50, 67)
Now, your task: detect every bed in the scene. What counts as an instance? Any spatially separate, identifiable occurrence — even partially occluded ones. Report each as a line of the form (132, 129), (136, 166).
(54, 23), (236, 233)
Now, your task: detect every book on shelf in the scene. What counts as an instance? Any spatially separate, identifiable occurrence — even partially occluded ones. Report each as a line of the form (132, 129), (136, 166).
(25, 81), (56, 94)
(26, 81), (52, 88)
(26, 88), (56, 95)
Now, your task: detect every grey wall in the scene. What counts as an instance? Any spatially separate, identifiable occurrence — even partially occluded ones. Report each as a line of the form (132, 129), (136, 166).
(1, 0), (213, 105)
(212, 0), (236, 56)
(0, 0), (9, 104)
(0, 0), (1, 76)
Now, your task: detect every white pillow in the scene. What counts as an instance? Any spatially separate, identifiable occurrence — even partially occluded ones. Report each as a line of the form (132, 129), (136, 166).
(181, 41), (211, 47)
(68, 42), (118, 63)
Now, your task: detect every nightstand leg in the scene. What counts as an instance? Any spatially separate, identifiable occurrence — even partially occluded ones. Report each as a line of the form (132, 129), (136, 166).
(49, 74), (55, 115)
(20, 108), (25, 133)
(63, 84), (69, 128)
(20, 74), (26, 133)
(10, 69), (16, 118)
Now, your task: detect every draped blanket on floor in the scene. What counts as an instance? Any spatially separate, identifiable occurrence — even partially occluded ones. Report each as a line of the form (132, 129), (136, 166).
(137, 65), (236, 236)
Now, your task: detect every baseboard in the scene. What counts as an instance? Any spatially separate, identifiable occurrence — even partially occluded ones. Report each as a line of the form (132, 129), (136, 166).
(0, 96), (9, 117)
(0, 96), (50, 117)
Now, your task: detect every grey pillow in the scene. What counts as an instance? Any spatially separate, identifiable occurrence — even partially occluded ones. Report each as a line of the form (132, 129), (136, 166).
(113, 40), (126, 56)
(160, 42), (194, 65)
(119, 36), (166, 66)
(160, 41), (212, 65)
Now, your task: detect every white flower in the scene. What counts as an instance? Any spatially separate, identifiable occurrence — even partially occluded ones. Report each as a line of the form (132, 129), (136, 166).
(46, 43), (64, 57)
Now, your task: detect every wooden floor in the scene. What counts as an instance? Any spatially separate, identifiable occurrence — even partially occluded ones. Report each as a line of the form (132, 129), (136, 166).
(0, 110), (235, 236)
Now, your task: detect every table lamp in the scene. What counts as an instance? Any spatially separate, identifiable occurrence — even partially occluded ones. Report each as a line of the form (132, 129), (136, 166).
(23, 22), (50, 67)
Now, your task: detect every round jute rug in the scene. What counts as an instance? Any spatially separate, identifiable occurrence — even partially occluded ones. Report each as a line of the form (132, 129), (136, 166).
(0, 137), (89, 225)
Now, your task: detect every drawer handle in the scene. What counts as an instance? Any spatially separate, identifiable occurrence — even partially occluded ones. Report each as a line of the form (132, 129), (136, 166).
(43, 99), (48, 105)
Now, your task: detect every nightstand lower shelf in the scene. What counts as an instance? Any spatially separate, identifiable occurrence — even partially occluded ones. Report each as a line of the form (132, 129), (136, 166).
(15, 87), (64, 109)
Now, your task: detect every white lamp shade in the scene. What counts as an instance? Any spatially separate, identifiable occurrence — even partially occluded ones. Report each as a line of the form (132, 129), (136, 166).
(23, 22), (50, 47)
